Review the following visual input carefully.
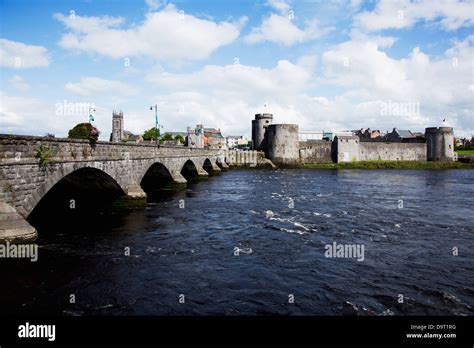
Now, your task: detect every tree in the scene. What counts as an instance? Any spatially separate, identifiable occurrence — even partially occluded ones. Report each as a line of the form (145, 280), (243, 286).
(142, 127), (160, 141)
(68, 123), (100, 143)
(175, 134), (185, 143)
(160, 133), (174, 143)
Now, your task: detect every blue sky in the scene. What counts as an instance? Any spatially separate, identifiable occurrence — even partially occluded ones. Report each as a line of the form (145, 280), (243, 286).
(1, 0), (473, 139)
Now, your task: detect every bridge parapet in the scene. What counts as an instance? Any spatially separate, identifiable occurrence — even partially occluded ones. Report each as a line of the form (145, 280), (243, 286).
(0, 134), (221, 165)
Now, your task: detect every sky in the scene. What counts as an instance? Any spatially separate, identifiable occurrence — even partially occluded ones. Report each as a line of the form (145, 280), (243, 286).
(0, 0), (473, 140)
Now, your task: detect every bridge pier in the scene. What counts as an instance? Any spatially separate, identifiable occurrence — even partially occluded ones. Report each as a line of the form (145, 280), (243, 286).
(0, 202), (37, 243)
(170, 171), (187, 185)
(217, 160), (229, 171)
(124, 183), (146, 198)
(210, 161), (222, 174)
(197, 167), (209, 179)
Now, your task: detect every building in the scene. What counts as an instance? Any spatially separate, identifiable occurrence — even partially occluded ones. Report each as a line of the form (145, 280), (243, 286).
(237, 137), (251, 148)
(185, 125), (204, 148)
(110, 111), (124, 142)
(185, 124), (226, 149)
(384, 128), (418, 142)
(323, 131), (354, 141)
(122, 131), (143, 144)
(299, 130), (323, 141)
(227, 136), (242, 149)
(226, 136), (251, 149)
(204, 127), (226, 149)
(353, 128), (384, 140)
(110, 111), (142, 143)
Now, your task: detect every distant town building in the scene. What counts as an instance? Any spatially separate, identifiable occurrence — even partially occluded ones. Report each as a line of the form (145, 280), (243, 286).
(299, 130), (323, 141)
(323, 131), (354, 141)
(226, 136), (251, 149)
(353, 128), (384, 140)
(185, 125), (204, 148)
(110, 110), (124, 142)
(185, 124), (226, 149)
(237, 137), (251, 148)
(226, 135), (242, 149)
(122, 131), (143, 144)
(204, 127), (226, 149)
(384, 128), (424, 143)
(110, 111), (142, 143)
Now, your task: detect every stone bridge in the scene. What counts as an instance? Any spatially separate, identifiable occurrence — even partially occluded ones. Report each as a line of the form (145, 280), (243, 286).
(0, 135), (228, 243)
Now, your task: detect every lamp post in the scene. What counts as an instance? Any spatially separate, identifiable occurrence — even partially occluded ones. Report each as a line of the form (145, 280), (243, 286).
(150, 104), (158, 144)
(88, 107), (96, 123)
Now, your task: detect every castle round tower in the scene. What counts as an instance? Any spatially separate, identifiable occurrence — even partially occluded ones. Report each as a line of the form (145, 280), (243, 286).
(266, 124), (300, 166)
(425, 127), (454, 162)
(251, 113), (273, 150)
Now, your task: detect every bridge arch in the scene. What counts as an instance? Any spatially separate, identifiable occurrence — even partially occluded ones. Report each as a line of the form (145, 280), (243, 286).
(180, 159), (200, 181)
(140, 162), (174, 193)
(202, 158), (214, 174)
(25, 163), (127, 219)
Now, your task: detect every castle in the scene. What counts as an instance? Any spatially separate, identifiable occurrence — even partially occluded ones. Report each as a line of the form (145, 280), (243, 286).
(251, 114), (455, 166)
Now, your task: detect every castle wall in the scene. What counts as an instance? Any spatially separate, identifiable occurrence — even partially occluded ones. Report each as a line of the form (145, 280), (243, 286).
(359, 142), (426, 161)
(299, 140), (332, 163)
(335, 137), (360, 163)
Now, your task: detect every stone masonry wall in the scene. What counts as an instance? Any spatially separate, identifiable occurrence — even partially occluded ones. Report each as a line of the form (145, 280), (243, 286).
(359, 142), (426, 161)
(299, 140), (332, 163)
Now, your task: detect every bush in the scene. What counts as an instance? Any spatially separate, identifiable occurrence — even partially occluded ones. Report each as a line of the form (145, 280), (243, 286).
(68, 123), (100, 144)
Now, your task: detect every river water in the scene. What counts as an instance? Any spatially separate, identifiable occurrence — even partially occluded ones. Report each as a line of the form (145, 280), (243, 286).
(1, 169), (473, 315)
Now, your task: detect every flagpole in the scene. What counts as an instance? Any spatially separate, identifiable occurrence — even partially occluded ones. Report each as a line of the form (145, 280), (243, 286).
(150, 104), (158, 145)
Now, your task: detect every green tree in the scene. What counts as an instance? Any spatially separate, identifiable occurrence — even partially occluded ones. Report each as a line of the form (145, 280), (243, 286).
(142, 127), (160, 141)
(174, 134), (185, 143)
(68, 123), (100, 143)
(160, 133), (174, 143)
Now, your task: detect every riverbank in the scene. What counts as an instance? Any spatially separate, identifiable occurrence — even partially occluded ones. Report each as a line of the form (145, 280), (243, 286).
(303, 161), (474, 169)
(456, 150), (474, 155)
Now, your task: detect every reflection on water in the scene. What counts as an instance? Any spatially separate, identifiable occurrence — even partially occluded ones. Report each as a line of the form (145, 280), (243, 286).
(1, 169), (473, 316)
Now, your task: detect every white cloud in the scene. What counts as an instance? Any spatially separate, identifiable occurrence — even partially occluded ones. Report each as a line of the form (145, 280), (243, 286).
(320, 34), (474, 134)
(9, 75), (30, 92)
(0, 39), (50, 68)
(267, 0), (291, 13)
(143, 58), (318, 135)
(355, 0), (474, 32)
(65, 77), (139, 97)
(140, 34), (474, 138)
(54, 4), (244, 61)
(244, 10), (332, 46)
(145, 0), (165, 11)
(0, 93), (67, 135)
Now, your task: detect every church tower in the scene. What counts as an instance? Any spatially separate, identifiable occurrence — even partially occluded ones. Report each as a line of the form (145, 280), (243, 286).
(110, 110), (124, 142)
